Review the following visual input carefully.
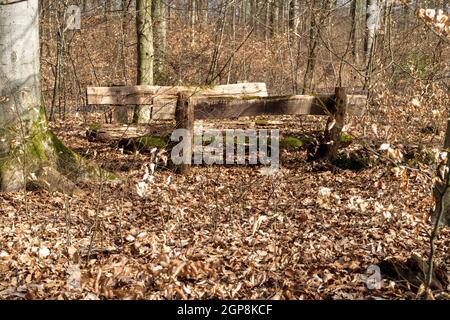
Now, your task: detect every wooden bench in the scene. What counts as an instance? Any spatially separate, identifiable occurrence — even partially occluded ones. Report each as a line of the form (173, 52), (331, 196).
(86, 84), (367, 172)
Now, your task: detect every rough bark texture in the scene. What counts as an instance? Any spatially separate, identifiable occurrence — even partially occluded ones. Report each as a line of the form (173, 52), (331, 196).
(314, 87), (348, 162)
(0, 0), (99, 193)
(364, 0), (378, 89)
(302, 0), (320, 94)
(135, 0), (154, 123)
(173, 92), (194, 174)
(153, 0), (167, 84)
(289, 0), (300, 37)
(350, 0), (364, 64)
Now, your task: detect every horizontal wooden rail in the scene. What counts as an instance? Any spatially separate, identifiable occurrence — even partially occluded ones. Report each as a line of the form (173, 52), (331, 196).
(192, 94), (366, 120)
(86, 83), (268, 105)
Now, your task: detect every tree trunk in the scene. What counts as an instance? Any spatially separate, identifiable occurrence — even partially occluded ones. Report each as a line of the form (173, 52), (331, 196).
(365, 0), (377, 63)
(202, 0), (208, 27)
(0, 0), (98, 192)
(134, 0), (154, 123)
(272, 0), (279, 35)
(190, 0), (196, 45)
(302, 0), (320, 94)
(289, 0), (300, 38)
(314, 88), (348, 162)
(364, 0), (377, 89)
(350, 0), (364, 64)
(265, 0), (271, 44)
(153, 0), (167, 84)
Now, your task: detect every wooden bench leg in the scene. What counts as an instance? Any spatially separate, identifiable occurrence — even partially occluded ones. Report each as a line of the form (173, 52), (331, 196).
(112, 105), (129, 124)
(172, 92), (194, 174)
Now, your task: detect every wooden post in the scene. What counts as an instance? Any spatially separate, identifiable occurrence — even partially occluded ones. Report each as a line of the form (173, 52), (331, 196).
(173, 92), (194, 174)
(112, 105), (130, 123)
(316, 87), (347, 162)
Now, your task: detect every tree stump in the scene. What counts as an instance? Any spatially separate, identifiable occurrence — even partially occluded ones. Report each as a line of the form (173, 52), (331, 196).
(314, 87), (348, 162)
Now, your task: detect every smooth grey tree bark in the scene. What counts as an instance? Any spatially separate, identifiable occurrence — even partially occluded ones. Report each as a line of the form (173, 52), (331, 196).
(363, 0), (378, 89)
(365, 0), (377, 64)
(0, 0), (98, 192)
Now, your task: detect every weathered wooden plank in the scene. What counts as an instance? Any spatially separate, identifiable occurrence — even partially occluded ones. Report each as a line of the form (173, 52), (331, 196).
(86, 83), (268, 105)
(151, 96), (177, 120)
(192, 94), (366, 120)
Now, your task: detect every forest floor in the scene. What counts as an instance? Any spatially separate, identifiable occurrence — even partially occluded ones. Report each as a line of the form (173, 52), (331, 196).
(0, 114), (449, 300)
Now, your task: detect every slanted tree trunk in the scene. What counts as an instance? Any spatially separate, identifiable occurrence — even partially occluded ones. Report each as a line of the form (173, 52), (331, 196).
(0, 0), (98, 192)
(134, 0), (154, 123)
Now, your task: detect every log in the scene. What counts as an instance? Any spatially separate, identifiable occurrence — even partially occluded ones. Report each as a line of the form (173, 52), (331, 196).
(86, 83), (268, 105)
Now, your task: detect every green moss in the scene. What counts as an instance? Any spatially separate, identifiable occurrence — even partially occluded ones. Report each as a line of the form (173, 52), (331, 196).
(280, 136), (303, 150)
(88, 123), (102, 131)
(280, 135), (311, 150)
(50, 131), (80, 172)
(340, 133), (353, 145)
(333, 154), (370, 171)
(255, 120), (269, 125)
(135, 136), (168, 149)
(29, 131), (49, 160)
(0, 103), (111, 191)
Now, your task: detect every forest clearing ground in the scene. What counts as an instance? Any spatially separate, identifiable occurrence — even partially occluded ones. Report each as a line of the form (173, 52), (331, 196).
(0, 115), (448, 299)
